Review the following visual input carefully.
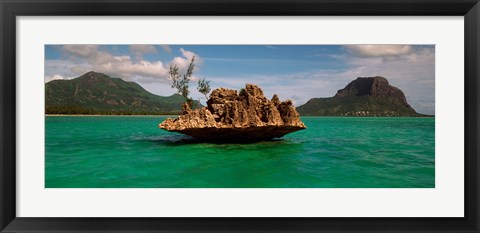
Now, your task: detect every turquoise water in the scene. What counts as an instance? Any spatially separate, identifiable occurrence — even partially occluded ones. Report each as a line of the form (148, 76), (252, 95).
(45, 116), (434, 188)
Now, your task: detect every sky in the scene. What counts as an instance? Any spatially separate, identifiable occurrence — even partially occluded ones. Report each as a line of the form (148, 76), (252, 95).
(45, 44), (435, 115)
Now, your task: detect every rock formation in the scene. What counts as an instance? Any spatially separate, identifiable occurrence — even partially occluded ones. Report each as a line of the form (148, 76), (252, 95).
(159, 84), (306, 141)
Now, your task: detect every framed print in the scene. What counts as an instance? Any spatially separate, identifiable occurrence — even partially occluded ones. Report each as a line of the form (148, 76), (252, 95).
(1, 0), (479, 232)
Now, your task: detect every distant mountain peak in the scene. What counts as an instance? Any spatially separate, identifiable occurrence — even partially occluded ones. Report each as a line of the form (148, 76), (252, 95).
(78, 71), (111, 79)
(45, 71), (201, 115)
(297, 76), (421, 117)
(84, 70), (98, 75)
(336, 76), (397, 96)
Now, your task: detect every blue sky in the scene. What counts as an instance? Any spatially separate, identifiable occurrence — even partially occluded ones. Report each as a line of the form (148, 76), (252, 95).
(45, 44), (435, 114)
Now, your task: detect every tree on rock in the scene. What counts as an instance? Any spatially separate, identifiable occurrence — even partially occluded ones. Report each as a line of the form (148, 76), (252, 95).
(197, 77), (211, 101)
(168, 55), (212, 109)
(169, 56), (195, 108)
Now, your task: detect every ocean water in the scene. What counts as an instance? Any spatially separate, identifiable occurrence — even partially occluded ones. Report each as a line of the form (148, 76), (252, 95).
(45, 116), (434, 188)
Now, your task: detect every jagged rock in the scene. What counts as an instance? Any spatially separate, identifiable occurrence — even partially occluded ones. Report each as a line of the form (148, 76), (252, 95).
(159, 84), (306, 141)
(181, 102), (192, 114)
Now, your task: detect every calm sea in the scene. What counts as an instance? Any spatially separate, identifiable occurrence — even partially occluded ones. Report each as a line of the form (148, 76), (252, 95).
(45, 116), (434, 188)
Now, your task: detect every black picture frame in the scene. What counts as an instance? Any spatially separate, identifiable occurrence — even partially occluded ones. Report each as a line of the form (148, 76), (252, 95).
(1, 0), (479, 232)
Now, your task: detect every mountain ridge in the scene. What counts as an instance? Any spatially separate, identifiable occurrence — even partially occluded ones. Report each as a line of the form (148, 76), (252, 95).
(45, 71), (200, 115)
(297, 76), (425, 117)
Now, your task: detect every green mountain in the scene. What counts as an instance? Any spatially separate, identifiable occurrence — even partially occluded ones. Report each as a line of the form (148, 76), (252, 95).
(296, 76), (421, 117)
(45, 71), (199, 115)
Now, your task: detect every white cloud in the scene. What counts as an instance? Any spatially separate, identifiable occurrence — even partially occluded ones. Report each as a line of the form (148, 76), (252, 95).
(129, 45), (157, 54)
(45, 74), (66, 82)
(45, 73), (80, 83)
(129, 45), (158, 60)
(62, 45), (98, 57)
(169, 48), (202, 76)
(160, 45), (172, 54)
(46, 45), (200, 85)
(180, 48), (196, 60)
(344, 45), (413, 57)
(44, 59), (89, 82)
(71, 66), (87, 74)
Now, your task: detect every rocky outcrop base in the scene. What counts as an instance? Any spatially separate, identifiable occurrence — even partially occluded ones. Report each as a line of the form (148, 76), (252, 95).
(159, 84), (306, 141)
